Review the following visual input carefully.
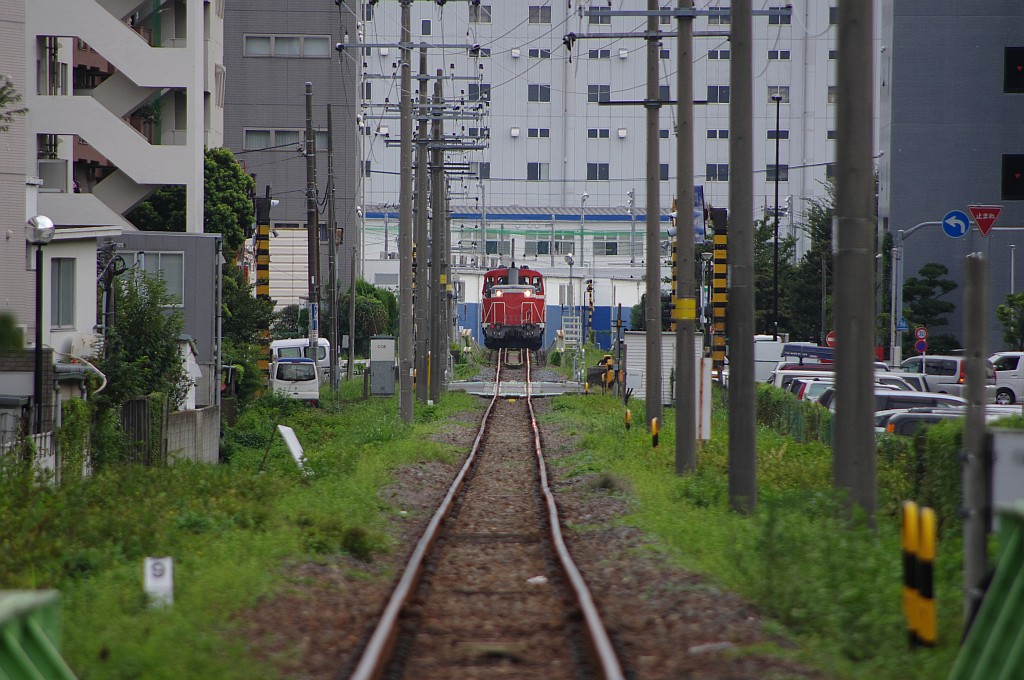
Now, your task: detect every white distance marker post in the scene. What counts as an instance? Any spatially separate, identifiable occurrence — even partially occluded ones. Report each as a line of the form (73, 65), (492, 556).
(144, 556), (174, 607)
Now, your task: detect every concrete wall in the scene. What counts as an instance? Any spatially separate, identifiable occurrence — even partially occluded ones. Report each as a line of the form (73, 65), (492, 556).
(167, 405), (219, 464)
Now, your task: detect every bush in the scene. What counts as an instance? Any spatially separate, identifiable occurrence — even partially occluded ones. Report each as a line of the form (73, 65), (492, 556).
(548, 350), (562, 366)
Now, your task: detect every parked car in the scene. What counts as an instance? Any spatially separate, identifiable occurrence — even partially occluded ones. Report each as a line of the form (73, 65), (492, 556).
(817, 387), (965, 413)
(270, 357), (320, 405)
(898, 355), (996, 401)
(876, 371), (924, 391)
(990, 351), (1024, 404)
(878, 404), (1022, 436)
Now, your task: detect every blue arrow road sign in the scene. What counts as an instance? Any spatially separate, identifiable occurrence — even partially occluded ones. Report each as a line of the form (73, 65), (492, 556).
(942, 210), (970, 238)
(896, 318), (909, 332)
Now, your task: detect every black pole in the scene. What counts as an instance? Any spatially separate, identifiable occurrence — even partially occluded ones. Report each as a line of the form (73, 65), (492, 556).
(772, 94), (781, 340)
(34, 244), (44, 434)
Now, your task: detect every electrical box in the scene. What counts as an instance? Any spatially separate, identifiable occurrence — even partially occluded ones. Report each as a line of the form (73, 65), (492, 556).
(369, 335), (396, 396)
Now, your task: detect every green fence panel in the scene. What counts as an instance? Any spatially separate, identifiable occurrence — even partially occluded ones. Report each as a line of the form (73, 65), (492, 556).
(949, 502), (1024, 680)
(0, 591), (76, 680)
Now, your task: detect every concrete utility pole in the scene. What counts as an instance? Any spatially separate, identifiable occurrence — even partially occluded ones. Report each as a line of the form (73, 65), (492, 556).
(327, 103), (339, 391)
(398, 0), (414, 422)
(348, 246), (356, 381)
(962, 252), (989, 623)
(644, 0), (663, 428)
(430, 70), (445, 402)
(415, 47), (430, 403)
(833, 0), (876, 519)
(674, 0), (697, 474)
(305, 82), (320, 357)
(727, 0), (756, 513)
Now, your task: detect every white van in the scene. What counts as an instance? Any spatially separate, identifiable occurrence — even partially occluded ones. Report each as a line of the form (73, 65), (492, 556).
(270, 358), (320, 405)
(991, 352), (1024, 404)
(270, 338), (330, 384)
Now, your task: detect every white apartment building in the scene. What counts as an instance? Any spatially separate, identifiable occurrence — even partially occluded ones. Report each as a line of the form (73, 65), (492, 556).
(357, 1), (882, 273)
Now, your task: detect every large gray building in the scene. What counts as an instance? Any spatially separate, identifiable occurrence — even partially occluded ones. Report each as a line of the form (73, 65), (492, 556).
(222, 0), (361, 308)
(881, 1), (1024, 354)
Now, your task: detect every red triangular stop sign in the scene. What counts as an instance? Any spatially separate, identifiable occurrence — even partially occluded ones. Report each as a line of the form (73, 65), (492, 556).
(968, 205), (1002, 236)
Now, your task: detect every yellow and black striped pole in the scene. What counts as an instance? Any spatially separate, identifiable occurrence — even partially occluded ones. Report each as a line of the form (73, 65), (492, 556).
(901, 501), (920, 646)
(254, 189), (273, 381)
(625, 409), (632, 430)
(917, 506), (937, 647)
(651, 417), (659, 448)
(710, 208), (728, 371)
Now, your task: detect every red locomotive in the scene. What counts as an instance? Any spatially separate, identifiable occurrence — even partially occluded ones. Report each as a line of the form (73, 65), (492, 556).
(481, 265), (546, 351)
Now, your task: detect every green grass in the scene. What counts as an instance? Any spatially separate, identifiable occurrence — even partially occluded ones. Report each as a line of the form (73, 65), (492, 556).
(542, 391), (962, 680)
(1, 380), (483, 679)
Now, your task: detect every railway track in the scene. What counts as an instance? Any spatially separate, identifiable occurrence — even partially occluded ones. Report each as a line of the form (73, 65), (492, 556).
(349, 348), (625, 680)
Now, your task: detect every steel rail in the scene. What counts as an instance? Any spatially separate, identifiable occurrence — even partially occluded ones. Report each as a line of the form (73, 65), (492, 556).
(348, 350), (506, 680)
(525, 351), (627, 680)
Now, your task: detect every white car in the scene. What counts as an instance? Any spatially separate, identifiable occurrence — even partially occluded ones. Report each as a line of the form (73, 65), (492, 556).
(990, 351), (1024, 404)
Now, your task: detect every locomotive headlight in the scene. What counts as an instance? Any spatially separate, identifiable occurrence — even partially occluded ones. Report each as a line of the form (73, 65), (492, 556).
(495, 290), (503, 297)
(523, 289), (533, 297)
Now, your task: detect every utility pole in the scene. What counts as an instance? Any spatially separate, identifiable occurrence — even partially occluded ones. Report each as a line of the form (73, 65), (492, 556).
(327, 102), (339, 391)
(644, 0), (663, 429)
(348, 246), (356, 381)
(674, 0), (697, 474)
(627, 188), (636, 265)
(477, 180), (487, 268)
(962, 252), (989, 622)
(833, 0), (876, 519)
(398, 0), (414, 422)
(728, 0), (757, 513)
(415, 46), (429, 403)
(430, 70), (444, 403)
(305, 82), (320, 358)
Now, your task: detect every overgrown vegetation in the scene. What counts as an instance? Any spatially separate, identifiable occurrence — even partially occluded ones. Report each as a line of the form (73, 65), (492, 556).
(544, 389), (980, 680)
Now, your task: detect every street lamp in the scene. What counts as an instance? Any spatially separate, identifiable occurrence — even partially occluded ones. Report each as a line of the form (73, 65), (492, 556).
(579, 192), (589, 268)
(26, 215), (55, 435)
(890, 221), (942, 365)
(771, 93), (782, 340)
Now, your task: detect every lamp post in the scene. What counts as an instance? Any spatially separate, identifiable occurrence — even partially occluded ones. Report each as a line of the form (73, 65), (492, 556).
(1012, 244), (1017, 295)
(890, 221), (943, 365)
(579, 192), (589, 268)
(771, 93), (782, 340)
(627, 188), (636, 264)
(26, 215), (55, 435)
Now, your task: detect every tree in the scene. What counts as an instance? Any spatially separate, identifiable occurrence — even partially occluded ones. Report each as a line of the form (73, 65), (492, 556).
(94, 273), (190, 410)
(127, 147), (255, 257)
(222, 264), (274, 345)
(336, 281), (399, 356)
(996, 292), (1024, 351)
(784, 181), (835, 343)
(903, 262), (957, 329)
(0, 312), (23, 349)
(0, 76), (27, 132)
(753, 218), (796, 336)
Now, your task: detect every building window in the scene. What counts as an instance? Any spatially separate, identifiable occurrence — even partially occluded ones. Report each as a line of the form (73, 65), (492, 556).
(659, 85), (671, 101)
(276, 130), (301, 148)
(589, 49), (611, 59)
(468, 127), (490, 138)
(587, 128), (610, 139)
(767, 129), (790, 140)
(766, 164), (790, 182)
(827, 129), (836, 140)
(708, 49), (730, 60)
(1002, 155), (1024, 200)
(594, 235), (619, 255)
(828, 49), (838, 60)
(470, 161), (491, 179)
(587, 163), (610, 181)
(768, 6), (791, 24)
(470, 46), (491, 57)
(660, 49), (670, 60)
(827, 85), (837, 104)
(528, 83), (551, 102)
(243, 35), (331, 58)
(362, 3), (373, 21)
(50, 258), (75, 327)
(659, 5), (672, 25)
(768, 85), (790, 103)
(589, 4), (611, 24)
(829, 6), (838, 25)
(588, 84), (611, 103)
(136, 252), (184, 305)
(527, 162), (550, 181)
(707, 129), (729, 139)
(364, 160), (372, 177)
(706, 163), (729, 181)
(468, 83), (492, 102)
(421, 19), (431, 35)
(768, 50), (791, 60)
(529, 6), (551, 23)
(528, 48), (550, 58)
(660, 164), (669, 181)
(660, 129), (670, 139)
(363, 81), (372, 99)
(1006, 48), (1024, 93)
(528, 128), (550, 138)
(707, 85), (730, 103)
(825, 163), (836, 180)
(470, 4), (492, 23)
(708, 6), (730, 25)
(243, 129), (271, 150)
